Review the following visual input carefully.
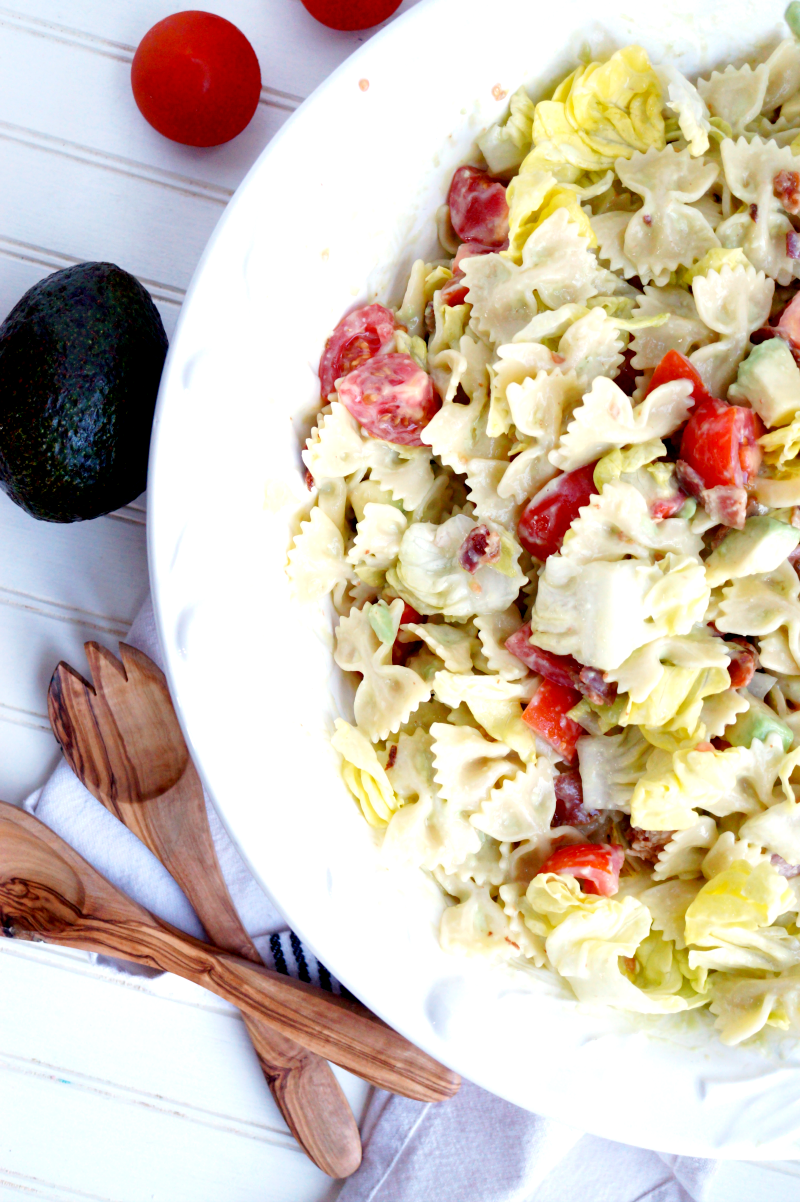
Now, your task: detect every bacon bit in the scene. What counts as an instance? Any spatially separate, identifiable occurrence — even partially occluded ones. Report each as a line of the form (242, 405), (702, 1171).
(701, 485), (748, 529)
(642, 213), (653, 226)
(623, 956), (638, 974)
(675, 458), (705, 500)
(424, 299), (436, 335)
(726, 637), (758, 688)
(627, 827), (674, 865)
(774, 170), (800, 215)
(304, 469), (315, 491)
(552, 770), (603, 831)
(505, 624), (617, 705)
(386, 743), (398, 769)
(458, 524), (501, 573)
(788, 231), (800, 260)
(504, 936), (520, 949)
(746, 498), (770, 518)
(772, 853), (800, 878)
(750, 203), (758, 221)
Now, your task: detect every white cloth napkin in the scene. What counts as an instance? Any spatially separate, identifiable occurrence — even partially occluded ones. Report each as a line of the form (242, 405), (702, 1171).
(23, 595), (718, 1201)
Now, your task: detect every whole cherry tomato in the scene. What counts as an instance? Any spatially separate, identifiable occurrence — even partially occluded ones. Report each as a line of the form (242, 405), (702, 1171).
(131, 12), (261, 147)
(300, 0), (402, 31)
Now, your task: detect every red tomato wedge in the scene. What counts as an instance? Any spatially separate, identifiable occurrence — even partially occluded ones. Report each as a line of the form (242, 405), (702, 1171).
(337, 353), (440, 446)
(679, 397), (764, 490)
(537, 843), (625, 896)
(448, 167), (509, 247)
(644, 349), (715, 407)
(522, 679), (584, 763)
(319, 304), (395, 398)
(517, 464), (598, 560)
(131, 13), (261, 147)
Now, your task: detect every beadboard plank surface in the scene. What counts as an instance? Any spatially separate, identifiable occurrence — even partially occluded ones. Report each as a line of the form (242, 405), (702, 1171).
(0, 1), (792, 1199)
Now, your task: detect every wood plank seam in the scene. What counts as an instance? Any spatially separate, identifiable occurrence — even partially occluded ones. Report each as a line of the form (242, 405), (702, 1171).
(0, 235), (186, 305)
(0, 119), (234, 203)
(0, 5), (304, 110)
(0, 1051), (301, 1149)
(0, 585), (132, 635)
(0, 1164), (124, 1202)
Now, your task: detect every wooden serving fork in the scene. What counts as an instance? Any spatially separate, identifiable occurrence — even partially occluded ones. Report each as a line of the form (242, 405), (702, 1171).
(46, 644), (456, 1173)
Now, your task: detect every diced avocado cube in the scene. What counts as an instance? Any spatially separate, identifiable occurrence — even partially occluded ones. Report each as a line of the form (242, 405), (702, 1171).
(728, 338), (800, 428)
(704, 516), (800, 588)
(726, 693), (793, 753)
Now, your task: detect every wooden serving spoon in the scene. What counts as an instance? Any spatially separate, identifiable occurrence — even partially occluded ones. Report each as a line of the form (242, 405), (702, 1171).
(0, 799), (460, 1103)
(49, 643), (361, 1178)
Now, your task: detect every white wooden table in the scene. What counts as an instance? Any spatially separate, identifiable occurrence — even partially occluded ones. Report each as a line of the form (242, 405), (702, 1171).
(0, 3), (798, 1198)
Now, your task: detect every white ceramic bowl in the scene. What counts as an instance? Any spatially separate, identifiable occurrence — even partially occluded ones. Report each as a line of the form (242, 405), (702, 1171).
(150, 0), (800, 1158)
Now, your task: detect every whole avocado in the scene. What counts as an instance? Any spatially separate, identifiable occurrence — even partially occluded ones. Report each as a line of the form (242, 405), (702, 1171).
(0, 262), (168, 521)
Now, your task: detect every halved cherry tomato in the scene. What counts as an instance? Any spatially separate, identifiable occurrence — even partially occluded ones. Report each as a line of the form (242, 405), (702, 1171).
(319, 304), (395, 398)
(300, 0), (401, 30)
(440, 276), (469, 307)
(537, 843), (625, 896)
(448, 166), (509, 247)
(131, 12), (261, 147)
(644, 349), (715, 407)
(521, 679), (584, 763)
(337, 353), (440, 446)
(680, 397), (764, 490)
(517, 464), (598, 561)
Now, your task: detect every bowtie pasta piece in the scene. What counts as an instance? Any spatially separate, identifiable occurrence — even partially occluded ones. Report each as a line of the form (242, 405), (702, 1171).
(287, 506), (352, 604)
(549, 376), (694, 472)
(347, 503), (408, 575)
(710, 968), (800, 1045)
(615, 146), (720, 283)
(629, 285), (715, 370)
(474, 608), (532, 680)
(697, 62), (769, 135)
(471, 759), (556, 841)
(717, 138), (800, 284)
(689, 262), (774, 395)
(432, 669), (536, 760)
(577, 726), (652, 813)
(334, 600), (431, 741)
(429, 722), (517, 808)
(716, 560), (800, 675)
(650, 818), (719, 882)
(402, 620), (477, 674)
(463, 209), (605, 345)
(559, 480), (703, 566)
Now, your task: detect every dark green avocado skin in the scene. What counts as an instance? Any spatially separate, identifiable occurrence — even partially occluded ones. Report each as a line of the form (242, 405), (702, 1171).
(0, 262), (168, 521)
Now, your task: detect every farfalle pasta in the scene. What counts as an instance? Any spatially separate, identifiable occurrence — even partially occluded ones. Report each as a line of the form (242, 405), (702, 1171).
(289, 23), (800, 1046)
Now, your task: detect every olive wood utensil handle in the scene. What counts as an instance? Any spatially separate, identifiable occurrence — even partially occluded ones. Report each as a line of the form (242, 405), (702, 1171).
(0, 804), (460, 1103)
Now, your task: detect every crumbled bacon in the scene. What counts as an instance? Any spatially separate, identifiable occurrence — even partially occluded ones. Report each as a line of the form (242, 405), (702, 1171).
(675, 458), (706, 501)
(750, 203), (758, 221)
(746, 498), (769, 518)
(458, 524), (501, 573)
(642, 213), (653, 226)
(304, 469), (315, 491)
(386, 743), (398, 769)
(505, 624), (617, 705)
(774, 170), (800, 215)
(788, 231), (800, 260)
(553, 770), (595, 828)
(701, 485), (748, 529)
(771, 853), (800, 878)
(627, 826), (674, 865)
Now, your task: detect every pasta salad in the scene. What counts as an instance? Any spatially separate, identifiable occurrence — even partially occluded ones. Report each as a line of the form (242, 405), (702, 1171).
(289, 16), (800, 1047)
